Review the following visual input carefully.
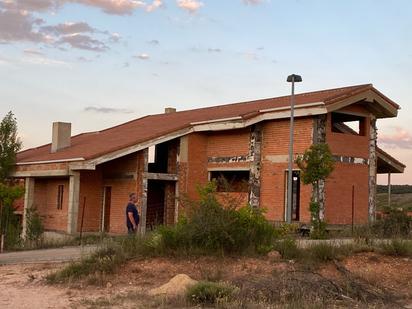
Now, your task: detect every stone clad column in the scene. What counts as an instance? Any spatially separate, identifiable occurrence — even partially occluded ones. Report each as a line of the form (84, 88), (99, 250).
(248, 124), (263, 208)
(22, 177), (35, 239)
(368, 117), (377, 223)
(313, 115), (327, 220)
(140, 148), (148, 234)
(67, 171), (80, 234)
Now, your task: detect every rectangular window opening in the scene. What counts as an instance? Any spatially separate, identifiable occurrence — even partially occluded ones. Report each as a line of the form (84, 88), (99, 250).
(57, 185), (64, 210)
(210, 170), (250, 192)
(331, 112), (366, 136)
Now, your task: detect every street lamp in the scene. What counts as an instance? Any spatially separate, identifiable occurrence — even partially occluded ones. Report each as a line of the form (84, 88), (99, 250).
(286, 74), (302, 223)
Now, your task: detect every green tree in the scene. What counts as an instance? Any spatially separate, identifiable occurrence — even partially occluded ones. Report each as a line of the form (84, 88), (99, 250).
(0, 111), (24, 250)
(296, 143), (334, 238)
(0, 111), (22, 181)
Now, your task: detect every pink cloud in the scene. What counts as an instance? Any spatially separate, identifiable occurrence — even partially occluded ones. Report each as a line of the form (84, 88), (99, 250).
(69, 0), (145, 15)
(176, 0), (203, 13)
(243, 0), (264, 4)
(379, 127), (412, 149)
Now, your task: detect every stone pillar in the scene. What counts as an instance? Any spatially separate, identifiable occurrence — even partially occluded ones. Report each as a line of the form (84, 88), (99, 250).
(67, 171), (80, 234)
(248, 124), (263, 208)
(368, 117), (377, 223)
(140, 148), (148, 234)
(22, 177), (35, 239)
(313, 115), (327, 220)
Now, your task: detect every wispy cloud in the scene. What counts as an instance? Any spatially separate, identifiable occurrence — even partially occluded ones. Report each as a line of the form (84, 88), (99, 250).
(243, 0), (264, 5)
(58, 33), (107, 51)
(41, 21), (95, 35)
(147, 39), (159, 45)
(84, 106), (134, 114)
(134, 53), (150, 60)
(208, 48), (221, 53)
(24, 48), (45, 56)
(177, 0), (203, 13)
(379, 127), (412, 149)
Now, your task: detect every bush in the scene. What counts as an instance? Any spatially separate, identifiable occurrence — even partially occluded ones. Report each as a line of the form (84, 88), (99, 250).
(25, 207), (44, 244)
(306, 242), (339, 262)
(155, 182), (277, 255)
(273, 238), (301, 260)
(373, 209), (411, 238)
(47, 245), (126, 283)
(379, 239), (412, 257)
(186, 281), (236, 305)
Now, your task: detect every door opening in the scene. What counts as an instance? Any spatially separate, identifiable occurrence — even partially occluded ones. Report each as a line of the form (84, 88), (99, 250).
(101, 186), (111, 232)
(285, 171), (301, 221)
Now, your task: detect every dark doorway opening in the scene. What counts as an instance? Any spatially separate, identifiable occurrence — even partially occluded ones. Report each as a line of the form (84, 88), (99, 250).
(102, 186), (111, 232)
(292, 171), (301, 221)
(285, 171), (301, 221)
(147, 180), (165, 229)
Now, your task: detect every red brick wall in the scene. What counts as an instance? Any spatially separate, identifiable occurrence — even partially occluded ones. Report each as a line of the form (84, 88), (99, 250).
(34, 178), (69, 232)
(326, 113), (369, 158)
(78, 169), (103, 233)
(260, 118), (313, 223)
(101, 153), (139, 234)
(325, 110), (371, 224)
(207, 129), (250, 157)
(184, 133), (209, 200)
(325, 163), (369, 224)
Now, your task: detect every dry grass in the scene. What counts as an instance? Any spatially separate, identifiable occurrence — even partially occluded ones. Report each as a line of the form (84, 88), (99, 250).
(377, 193), (412, 211)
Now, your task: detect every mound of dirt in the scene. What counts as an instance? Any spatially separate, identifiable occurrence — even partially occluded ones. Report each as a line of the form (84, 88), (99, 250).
(148, 274), (198, 297)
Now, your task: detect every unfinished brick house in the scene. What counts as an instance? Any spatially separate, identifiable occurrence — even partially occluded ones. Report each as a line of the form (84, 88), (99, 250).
(12, 84), (405, 236)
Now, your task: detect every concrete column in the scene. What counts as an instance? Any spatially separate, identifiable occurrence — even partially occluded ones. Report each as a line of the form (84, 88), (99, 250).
(22, 177), (35, 239)
(368, 117), (377, 223)
(248, 124), (263, 208)
(140, 148), (148, 235)
(67, 171), (80, 234)
(388, 172), (392, 207)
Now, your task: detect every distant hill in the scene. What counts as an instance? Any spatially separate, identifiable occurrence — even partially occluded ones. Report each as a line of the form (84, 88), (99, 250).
(377, 185), (412, 194)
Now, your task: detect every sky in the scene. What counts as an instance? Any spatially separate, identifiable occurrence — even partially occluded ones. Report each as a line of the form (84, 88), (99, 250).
(1, 0), (411, 184)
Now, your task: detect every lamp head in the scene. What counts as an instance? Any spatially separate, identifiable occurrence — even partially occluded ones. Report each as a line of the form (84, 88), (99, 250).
(287, 74), (302, 83)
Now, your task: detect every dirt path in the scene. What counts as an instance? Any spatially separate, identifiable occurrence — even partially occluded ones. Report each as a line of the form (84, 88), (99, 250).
(0, 246), (97, 265)
(0, 253), (411, 308)
(0, 263), (73, 308)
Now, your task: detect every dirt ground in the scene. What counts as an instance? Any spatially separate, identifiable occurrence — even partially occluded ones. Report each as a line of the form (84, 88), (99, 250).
(0, 253), (411, 308)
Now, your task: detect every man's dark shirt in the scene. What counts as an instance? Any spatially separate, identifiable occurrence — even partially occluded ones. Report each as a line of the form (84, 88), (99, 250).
(126, 203), (139, 230)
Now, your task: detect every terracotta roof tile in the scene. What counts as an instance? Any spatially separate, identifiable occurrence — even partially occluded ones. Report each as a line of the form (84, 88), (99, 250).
(17, 84), (389, 163)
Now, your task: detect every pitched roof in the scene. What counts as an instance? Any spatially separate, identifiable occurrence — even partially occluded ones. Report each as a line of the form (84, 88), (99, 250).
(16, 83), (398, 164)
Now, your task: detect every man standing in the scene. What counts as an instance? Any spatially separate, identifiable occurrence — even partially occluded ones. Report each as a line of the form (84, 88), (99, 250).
(126, 193), (139, 234)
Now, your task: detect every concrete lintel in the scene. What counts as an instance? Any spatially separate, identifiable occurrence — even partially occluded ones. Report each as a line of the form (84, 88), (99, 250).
(69, 162), (96, 171)
(12, 169), (69, 178)
(143, 172), (178, 181)
(67, 171), (80, 235)
(264, 155), (288, 163)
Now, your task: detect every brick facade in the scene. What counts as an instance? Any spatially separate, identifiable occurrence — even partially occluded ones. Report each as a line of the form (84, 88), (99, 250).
(17, 108), (390, 234)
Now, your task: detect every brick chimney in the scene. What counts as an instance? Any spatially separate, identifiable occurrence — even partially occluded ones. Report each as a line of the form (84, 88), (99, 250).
(51, 122), (71, 153)
(164, 107), (176, 114)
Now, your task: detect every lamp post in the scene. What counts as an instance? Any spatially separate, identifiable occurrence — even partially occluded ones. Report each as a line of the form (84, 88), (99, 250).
(286, 74), (302, 223)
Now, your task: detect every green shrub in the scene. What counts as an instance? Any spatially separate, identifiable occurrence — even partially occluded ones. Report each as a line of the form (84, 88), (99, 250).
(47, 245), (126, 283)
(25, 207), (44, 244)
(155, 182), (277, 255)
(186, 281), (236, 305)
(379, 239), (412, 257)
(273, 238), (301, 260)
